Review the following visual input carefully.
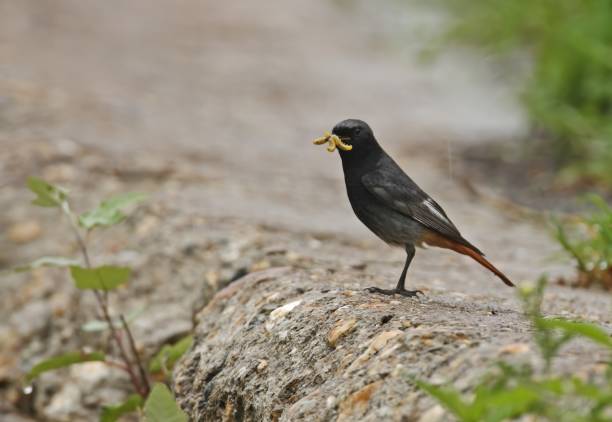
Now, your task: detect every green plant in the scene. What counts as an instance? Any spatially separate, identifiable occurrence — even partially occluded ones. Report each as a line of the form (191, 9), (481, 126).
(428, 0), (612, 186)
(553, 194), (612, 290)
(415, 278), (612, 421)
(15, 177), (189, 421)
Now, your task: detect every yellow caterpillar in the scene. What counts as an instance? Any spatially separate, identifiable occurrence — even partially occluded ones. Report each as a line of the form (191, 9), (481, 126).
(313, 131), (353, 153)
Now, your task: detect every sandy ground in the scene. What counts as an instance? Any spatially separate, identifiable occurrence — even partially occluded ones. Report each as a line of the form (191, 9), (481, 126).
(0, 1), (609, 420)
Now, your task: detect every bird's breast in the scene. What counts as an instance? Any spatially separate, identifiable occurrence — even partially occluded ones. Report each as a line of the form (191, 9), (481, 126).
(343, 175), (423, 246)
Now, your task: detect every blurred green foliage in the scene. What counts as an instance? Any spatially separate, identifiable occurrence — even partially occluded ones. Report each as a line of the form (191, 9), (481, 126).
(416, 278), (612, 421)
(432, 0), (612, 186)
(553, 194), (612, 289)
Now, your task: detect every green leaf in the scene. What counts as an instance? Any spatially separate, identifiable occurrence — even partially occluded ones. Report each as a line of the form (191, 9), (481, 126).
(82, 306), (145, 332)
(538, 318), (612, 349)
(79, 193), (147, 230)
(477, 385), (541, 422)
(144, 383), (187, 422)
(415, 380), (473, 421)
(149, 336), (193, 374)
(27, 351), (105, 381)
(12, 256), (80, 273)
(27, 177), (68, 208)
(70, 265), (131, 290)
(571, 377), (604, 400)
(100, 394), (143, 422)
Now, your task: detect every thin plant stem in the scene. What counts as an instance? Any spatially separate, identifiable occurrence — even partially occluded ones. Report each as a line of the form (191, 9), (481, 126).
(94, 289), (144, 396)
(61, 201), (148, 397)
(104, 358), (130, 372)
(121, 315), (150, 395)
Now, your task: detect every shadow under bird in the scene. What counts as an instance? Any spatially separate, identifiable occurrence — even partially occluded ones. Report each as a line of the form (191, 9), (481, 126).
(313, 119), (514, 297)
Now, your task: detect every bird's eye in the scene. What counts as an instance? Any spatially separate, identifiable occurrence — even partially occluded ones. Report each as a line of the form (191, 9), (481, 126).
(354, 128), (361, 135)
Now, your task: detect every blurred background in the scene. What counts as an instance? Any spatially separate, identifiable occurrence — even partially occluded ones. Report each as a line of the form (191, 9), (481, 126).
(0, 0), (610, 420)
(1, 0), (540, 263)
(1, 0), (608, 224)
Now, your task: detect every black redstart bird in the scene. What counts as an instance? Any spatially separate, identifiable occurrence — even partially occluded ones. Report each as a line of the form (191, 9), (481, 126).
(313, 119), (514, 297)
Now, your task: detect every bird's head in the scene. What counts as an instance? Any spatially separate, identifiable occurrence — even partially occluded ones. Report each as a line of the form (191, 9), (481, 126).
(331, 119), (379, 158)
(313, 119), (381, 161)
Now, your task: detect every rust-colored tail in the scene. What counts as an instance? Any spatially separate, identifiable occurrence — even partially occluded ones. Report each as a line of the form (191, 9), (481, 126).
(422, 232), (514, 287)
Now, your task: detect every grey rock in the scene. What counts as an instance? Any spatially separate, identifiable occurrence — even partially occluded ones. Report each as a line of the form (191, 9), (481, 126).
(175, 267), (611, 421)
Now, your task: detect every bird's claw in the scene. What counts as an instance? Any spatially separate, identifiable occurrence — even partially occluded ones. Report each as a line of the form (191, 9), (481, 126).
(365, 287), (424, 298)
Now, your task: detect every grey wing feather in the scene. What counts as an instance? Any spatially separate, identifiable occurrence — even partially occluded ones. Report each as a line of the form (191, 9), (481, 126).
(361, 168), (462, 242)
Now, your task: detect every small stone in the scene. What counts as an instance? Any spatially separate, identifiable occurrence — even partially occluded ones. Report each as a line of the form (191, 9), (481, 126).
(224, 400), (234, 420)
(205, 271), (220, 289)
(327, 319), (357, 348)
(378, 344), (401, 360)
(70, 362), (112, 389)
(499, 343), (530, 355)
(44, 384), (82, 421)
(369, 330), (404, 352)
(8, 220), (42, 244)
(269, 300), (302, 321)
(265, 300), (302, 332)
(418, 404), (446, 422)
(251, 259), (271, 272)
(256, 360), (268, 372)
(347, 330), (403, 372)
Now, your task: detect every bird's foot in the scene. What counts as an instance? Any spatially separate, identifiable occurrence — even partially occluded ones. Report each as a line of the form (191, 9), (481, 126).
(365, 287), (424, 297)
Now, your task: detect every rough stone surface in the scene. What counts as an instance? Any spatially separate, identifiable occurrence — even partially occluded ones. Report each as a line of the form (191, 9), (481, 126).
(174, 268), (612, 421)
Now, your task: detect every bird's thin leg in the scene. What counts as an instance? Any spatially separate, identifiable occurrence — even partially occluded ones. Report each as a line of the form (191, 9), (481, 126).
(395, 244), (414, 290)
(366, 244), (423, 297)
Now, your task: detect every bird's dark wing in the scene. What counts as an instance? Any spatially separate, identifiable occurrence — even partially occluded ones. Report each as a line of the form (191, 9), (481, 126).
(361, 166), (463, 243)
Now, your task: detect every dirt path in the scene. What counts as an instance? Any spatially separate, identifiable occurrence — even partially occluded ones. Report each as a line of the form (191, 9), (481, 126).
(1, 1), (608, 420)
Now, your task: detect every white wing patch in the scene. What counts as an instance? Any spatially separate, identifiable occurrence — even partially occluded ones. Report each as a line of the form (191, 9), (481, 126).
(422, 198), (450, 223)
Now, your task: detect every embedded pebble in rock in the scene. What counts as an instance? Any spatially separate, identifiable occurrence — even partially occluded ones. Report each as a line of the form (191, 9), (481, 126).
(327, 318), (358, 348)
(256, 359), (268, 372)
(346, 330), (404, 372)
(266, 300), (303, 332)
